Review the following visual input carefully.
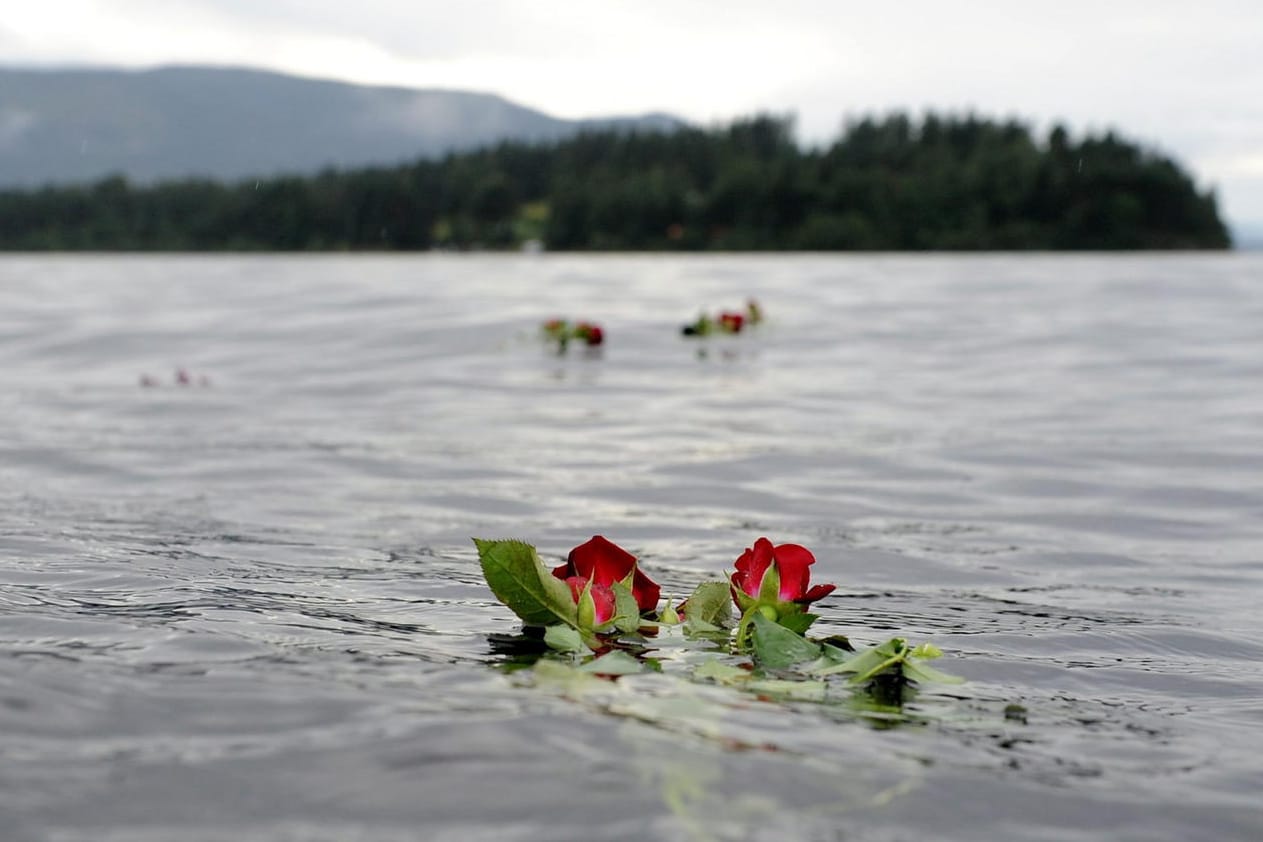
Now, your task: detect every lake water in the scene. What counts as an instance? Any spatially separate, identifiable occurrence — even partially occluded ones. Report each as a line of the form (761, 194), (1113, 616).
(1, 253), (1261, 841)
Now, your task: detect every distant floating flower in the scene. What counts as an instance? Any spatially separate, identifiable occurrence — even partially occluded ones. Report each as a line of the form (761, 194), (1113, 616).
(574, 322), (603, 346)
(140, 369), (211, 387)
(681, 299), (764, 337)
(745, 298), (763, 325)
(541, 318), (605, 352)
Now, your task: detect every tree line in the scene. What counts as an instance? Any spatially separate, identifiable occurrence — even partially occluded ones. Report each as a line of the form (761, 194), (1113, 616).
(0, 113), (1231, 251)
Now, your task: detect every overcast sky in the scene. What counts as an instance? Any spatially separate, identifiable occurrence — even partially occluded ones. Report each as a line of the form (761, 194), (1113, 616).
(4, 1), (1261, 231)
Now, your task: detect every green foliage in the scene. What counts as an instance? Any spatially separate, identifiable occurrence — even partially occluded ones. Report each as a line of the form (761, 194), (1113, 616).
(0, 113), (1230, 250)
(473, 538), (578, 629)
(543, 624), (589, 654)
(749, 613), (824, 669)
(813, 637), (964, 685)
(679, 581), (733, 629)
(577, 650), (645, 676)
(609, 581), (642, 635)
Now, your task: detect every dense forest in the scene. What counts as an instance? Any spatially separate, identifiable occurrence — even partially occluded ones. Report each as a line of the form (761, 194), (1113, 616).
(0, 113), (1231, 251)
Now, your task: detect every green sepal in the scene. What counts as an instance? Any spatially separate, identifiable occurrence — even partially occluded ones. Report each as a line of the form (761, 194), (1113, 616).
(758, 564), (782, 604)
(576, 577), (598, 630)
(681, 580), (733, 629)
(543, 624), (590, 654)
(749, 612), (823, 670)
(474, 538), (578, 628)
(729, 573), (757, 614)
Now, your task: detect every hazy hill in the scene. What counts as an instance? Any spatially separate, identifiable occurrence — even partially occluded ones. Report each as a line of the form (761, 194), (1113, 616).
(0, 65), (682, 187)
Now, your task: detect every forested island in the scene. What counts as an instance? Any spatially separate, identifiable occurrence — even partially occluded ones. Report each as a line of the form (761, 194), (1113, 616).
(0, 113), (1231, 251)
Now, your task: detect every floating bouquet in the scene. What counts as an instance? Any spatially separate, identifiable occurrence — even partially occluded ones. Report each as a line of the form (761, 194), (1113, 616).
(474, 534), (961, 695)
(541, 318), (604, 351)
(681, 298), (764, 337)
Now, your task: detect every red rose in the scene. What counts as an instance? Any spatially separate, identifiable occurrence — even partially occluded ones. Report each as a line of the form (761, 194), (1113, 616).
(731, 537), (835, 606)
(553, 535), (660, 613)
(718, 312), (745, 333)
(575, 322), (604, 346)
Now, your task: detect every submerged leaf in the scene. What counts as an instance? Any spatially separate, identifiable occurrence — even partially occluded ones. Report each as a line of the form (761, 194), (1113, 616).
(578, 650), (644, 676)
(693, 659), (751, 685)
(474, 538), (578, 628)
(747, 679), (828, 702)
(812, 638), (906, 681)
(543, 624), (589, 654)
(812, 637), (964, 685)
(900, 658), (965, 685)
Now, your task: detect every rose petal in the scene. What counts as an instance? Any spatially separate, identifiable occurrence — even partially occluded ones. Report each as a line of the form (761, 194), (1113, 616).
(561, 536), (660, 615)
(567, 535), (637, 586)
(630, 567), (661, 613)
(771, 542), (815, 601)
(734, 538), (776, 598)
(797, 583), (836, 605)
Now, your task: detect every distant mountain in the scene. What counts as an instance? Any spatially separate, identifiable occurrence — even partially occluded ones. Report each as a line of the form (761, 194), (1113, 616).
(0, 65), (684, 187)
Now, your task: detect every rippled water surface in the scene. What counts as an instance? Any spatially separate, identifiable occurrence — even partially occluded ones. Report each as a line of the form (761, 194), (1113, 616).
(2, 253), (1262, 841)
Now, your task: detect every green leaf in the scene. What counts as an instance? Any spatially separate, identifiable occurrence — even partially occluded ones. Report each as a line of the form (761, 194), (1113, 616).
(693, 659), (751, 685)
(749, 612), (823, 669)
(474, 538), (578, 628)
(746, 679), (828, 702)
(682, 617), (727, 636)
(812, 638), (906, 680)
(578, 650), (644, 676)
(543, 624), (589, 653)
(819, 634), (854, 653)
(819, 640), (854, 662)
(610, 581), (642, 634)
(910, 642), (943, 660)
(774, 610), (818, 635)
(681, 580), (733, 629)
(901, 657), (965, 685)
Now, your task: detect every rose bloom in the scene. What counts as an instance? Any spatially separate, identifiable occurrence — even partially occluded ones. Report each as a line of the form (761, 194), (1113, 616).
(731, 537), (835, 606)
(718, 312), (745, 333)
(564, 576), (617, 625)
(575, 322), (604, 346)
(552, 535), (660, 613)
